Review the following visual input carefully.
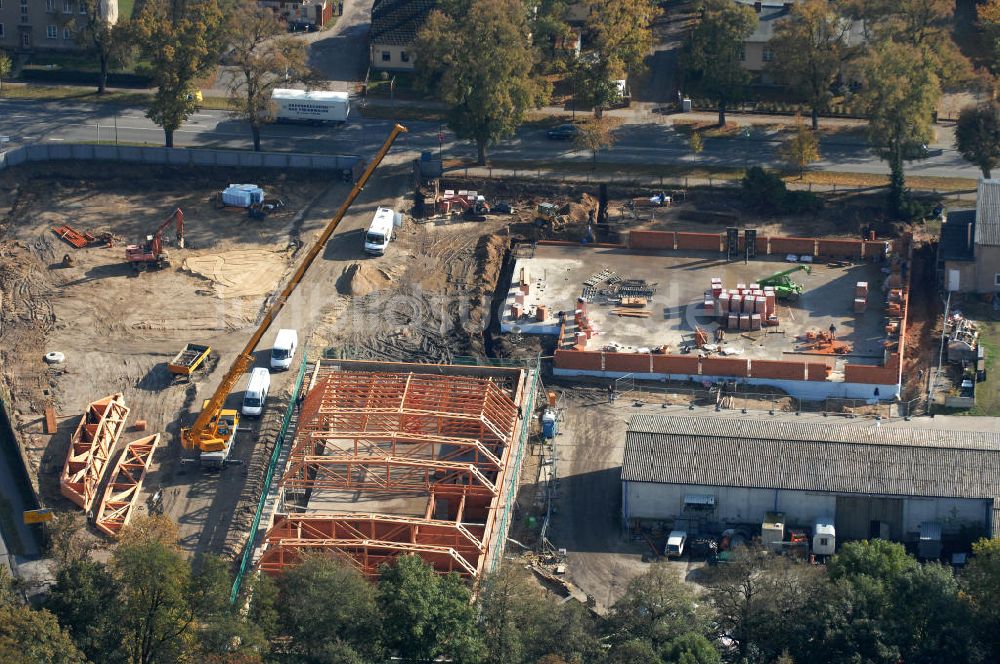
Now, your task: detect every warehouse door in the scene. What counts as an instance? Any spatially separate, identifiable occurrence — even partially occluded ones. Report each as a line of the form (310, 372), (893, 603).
(835, 496), (904, 542)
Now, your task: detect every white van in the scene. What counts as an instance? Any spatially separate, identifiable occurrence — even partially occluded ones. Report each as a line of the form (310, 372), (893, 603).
(364, 207), (398, 255)
(666, 530), (687, 558)
(242, 367), (271, 417)
(270, 328), (298, 371)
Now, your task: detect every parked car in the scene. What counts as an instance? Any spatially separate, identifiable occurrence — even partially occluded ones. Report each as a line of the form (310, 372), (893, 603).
(546, 124), (579, 140)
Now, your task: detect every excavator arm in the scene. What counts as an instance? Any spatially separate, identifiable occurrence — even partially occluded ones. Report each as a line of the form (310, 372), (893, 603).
(759, 264), (811, 284)
(181, 123), (408, 452)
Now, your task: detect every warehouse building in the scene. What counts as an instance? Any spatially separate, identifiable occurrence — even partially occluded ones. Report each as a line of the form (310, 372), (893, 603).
(621, 416), (1000, 544)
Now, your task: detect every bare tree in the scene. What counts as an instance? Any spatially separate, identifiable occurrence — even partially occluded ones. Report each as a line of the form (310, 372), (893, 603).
(226, 1), (319, 151)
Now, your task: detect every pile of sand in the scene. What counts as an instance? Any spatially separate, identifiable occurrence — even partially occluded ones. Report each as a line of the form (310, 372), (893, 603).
(336, 263), (393, 297)
(182, 249), (288, 298)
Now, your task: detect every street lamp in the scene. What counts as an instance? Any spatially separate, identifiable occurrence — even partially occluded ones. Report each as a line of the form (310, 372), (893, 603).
(742, 126), (751, 170)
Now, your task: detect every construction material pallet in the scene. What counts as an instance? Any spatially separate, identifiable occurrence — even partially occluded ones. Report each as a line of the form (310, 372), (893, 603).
(52, 225), (96, 248)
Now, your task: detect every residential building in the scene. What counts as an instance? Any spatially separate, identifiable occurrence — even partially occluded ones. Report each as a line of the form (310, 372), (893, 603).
(256, 0), (334, 29)
(938, 178), (1000, 294)
(368, 0), (437, 72)
(0, 0), (117, 53)
(621, 416), (1000, 544)
(735, 0), (864, 80)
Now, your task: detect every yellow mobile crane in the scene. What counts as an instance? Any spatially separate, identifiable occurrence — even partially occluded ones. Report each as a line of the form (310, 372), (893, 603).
(181, 124), (408, 462)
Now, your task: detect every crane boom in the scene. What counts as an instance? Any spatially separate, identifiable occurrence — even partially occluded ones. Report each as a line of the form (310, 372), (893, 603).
(181, 123), (408, 451)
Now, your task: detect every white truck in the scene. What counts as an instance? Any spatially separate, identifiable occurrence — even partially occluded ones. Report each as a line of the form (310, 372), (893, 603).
(364, 207), (398, 255)
(270, 329), (299, 371)
(242, 367), (271, 418)
(272, 88), (350, 123)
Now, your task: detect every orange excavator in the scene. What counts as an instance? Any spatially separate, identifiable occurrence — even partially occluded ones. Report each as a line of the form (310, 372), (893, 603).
(125, 207), (184, 272)
(181, 124), (407, 460)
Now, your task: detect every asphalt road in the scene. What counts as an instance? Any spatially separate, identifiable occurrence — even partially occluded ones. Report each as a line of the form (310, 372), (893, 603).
(0, 98), (979, 179)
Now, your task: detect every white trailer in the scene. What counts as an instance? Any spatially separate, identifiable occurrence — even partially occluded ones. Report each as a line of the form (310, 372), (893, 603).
(272, 88), (350, 123)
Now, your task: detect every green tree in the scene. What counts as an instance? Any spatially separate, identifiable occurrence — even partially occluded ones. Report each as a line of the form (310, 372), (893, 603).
(0, 603), (87, 664)
(45, 559), (124, 663)
(569, 56), (625, 118)
(76, 0), (133, 94)
(689, 131), (704, 163)
(532, 0), (575, 65)
(661, 633), (721, 664)
(226, 1), (318, 151)
(828, 539), (917, 584)
(478, 565), (603, 664)
(414, 0), (548, 165)
(575, 118), (617, 169)
(0, 52), (11, 94)
(378, 555), (484, 662)
(779, 114), (821, 177)
(857, 40), (940, 217)
(608, 637), (661, 664)
(705, 546), (825, 662)
(609, 563), (711, 652)
(686, 0), (758, 127)
(586, 0), (660, 74)
(955, 104), (1000, 179)
(768, 0), (855, 129)
(964, 538), (1000, 659)
(274, 555), (383, 662)
(135, 0), (226, 147)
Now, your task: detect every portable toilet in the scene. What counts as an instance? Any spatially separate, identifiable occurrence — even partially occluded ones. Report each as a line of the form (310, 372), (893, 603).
(812, 517), (836, 556)
(541, 409), (557, 439)
(918, 522), (943, 560)
(761, 512), (785, 553)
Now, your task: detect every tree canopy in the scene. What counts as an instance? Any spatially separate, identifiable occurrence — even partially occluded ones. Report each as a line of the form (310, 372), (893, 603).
(414, 0), (548, 165)
(955, 104), (1000, 179)
(685, 0), (759, 126)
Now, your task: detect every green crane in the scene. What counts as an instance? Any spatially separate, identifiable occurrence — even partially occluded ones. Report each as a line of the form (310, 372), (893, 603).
(758, 264), (811, 300)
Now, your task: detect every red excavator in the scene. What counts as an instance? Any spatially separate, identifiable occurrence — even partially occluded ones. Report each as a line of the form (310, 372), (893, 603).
(125, 208), (184, 272)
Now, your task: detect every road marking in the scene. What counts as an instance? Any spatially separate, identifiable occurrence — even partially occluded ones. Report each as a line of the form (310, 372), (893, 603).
(48, 137), (64, 141)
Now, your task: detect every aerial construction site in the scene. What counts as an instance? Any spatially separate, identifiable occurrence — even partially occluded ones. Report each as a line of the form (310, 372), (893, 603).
(0, 125), (941, 608)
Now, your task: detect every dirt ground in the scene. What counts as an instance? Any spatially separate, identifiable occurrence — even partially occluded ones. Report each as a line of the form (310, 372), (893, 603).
(0, 162), (361, 554)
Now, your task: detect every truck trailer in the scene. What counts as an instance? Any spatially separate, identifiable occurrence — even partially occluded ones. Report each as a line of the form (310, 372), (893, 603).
(272, 88), (350, 123)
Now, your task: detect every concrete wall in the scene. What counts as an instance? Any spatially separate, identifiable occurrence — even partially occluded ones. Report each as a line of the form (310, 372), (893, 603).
(628, 230), (892, 260)
(974, 245), (1000, 293)
(624, 481), (991, 538)
(624, 481), (836, 527)
(0, 144), (363, 175)
(370, 43), (416, 71)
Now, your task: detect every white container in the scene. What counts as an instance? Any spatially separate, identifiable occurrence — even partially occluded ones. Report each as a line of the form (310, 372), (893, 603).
(812, 517), (836, 556)
(666, 530), (687, 558)
(222, 184), (264, 208)
(272, 88), (350, 122)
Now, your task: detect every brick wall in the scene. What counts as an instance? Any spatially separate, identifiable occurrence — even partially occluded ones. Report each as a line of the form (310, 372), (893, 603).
(806, 363), (830, 381)
(604, 353), (653, 373)
(652, 354), (700, 375)
(817, 239), (863, 258)
(749, 360), (806, 380)
(553, 349), (604, 371)
(700, 357), (750, 377)
(628, 230), (675, 250)
(843, 363), (898, 385)
(675, 232), (723, 252)
(769, 237), (816, 256)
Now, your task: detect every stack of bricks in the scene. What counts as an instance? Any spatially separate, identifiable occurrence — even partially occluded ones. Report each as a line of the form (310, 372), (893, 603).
(886, 288), (905, 318)
(572, 297), (594, 349)
(710, 278), (778, 331)
(853, 281), (868, 313)
(510, 266), (532, 320)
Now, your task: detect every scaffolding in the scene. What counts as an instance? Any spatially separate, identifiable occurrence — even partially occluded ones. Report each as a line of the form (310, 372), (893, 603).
(94, 434), (159, 537)
(60, 393), (130, 511)
(259, 361), (529, 579)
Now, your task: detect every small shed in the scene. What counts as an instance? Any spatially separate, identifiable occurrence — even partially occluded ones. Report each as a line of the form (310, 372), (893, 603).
(812, 517), (836, 555)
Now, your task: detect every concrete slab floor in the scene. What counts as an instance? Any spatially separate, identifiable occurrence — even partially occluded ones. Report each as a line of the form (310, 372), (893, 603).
(503, 245), (890, 366)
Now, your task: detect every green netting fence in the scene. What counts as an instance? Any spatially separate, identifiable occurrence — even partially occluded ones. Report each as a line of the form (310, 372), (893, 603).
(229, 354), (309, 605)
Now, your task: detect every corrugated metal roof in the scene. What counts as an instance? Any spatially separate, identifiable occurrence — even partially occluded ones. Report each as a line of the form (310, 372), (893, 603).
(370, 0), (438, 47)
(976, 179), (1000, 247)
(623, 416), (1000, 500)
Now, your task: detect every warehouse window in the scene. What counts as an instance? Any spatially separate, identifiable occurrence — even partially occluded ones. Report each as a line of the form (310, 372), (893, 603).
(995, 273), (1000, 287)
(381, 50), (390, 62)
(22, 32), (30, 47)
(46, 0), (54, 11)
(0, 24), (4, 37)
(683, 494), (716, 512)
(80, 1), (86, 12)
(47, 24), (58, 39)
(63, 0), (71, 11)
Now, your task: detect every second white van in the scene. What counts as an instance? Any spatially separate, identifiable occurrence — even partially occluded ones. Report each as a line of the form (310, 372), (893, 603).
(364, 207), (397, 255)
(270, 328), (298, 371)
(242, 367), (271, 417)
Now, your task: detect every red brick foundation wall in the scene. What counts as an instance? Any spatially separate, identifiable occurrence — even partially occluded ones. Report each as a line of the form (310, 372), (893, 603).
(651, 355), (700, 375)
(628, 231), (675, 250)
(675, 232), (723, 252)
(604, 353), (653, 373)
(700, 357), (750, 377)
(749, 360), (807, 380)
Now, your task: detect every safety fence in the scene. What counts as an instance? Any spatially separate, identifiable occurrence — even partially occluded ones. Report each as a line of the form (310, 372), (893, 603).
(229, 354), (309, 605)
(489, 360), (540, 573)
(0, 143), (364, 175)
